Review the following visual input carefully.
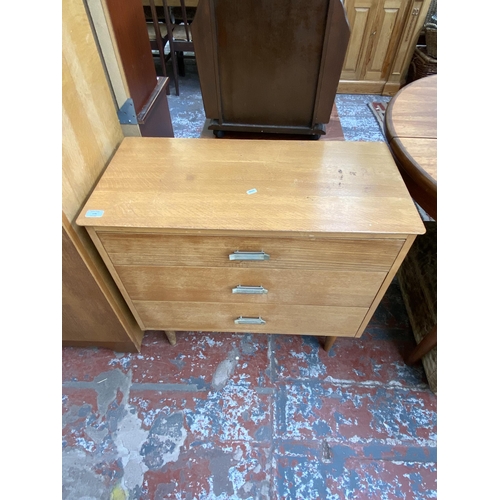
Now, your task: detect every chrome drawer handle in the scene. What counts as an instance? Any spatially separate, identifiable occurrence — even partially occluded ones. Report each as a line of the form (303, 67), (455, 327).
(229, 251), (270, 261)
(232, 285), (268, 294)
(234, 316), (266, 325)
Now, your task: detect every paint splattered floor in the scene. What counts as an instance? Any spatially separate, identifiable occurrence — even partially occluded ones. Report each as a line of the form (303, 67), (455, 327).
(62, 60), (437, 498)
(62, 282), (436, 499)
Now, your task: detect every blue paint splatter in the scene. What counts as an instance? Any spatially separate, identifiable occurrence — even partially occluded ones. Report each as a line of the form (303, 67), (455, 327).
(328, 445), (357, 477)
(169, 355), (186, 369)
(367, 388), (437, 441)
(255, 425), (272, 441)
(363, 443), (437, 463)
(312, 420), (333, 437)
(187, 376), (210, 391)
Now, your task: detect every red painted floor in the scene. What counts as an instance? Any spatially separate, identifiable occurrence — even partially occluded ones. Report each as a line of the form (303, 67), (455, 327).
(62, 280), (437, 499)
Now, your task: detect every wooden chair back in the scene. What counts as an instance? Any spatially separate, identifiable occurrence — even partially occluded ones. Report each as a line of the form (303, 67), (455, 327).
(144, 0), (197, 95)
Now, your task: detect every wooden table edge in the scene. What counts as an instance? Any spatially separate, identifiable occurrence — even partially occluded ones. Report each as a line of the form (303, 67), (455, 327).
(389, 137), (437, 195)
(384, 76), (437, 142)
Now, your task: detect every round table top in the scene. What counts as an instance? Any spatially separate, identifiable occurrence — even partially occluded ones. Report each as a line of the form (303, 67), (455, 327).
(384, 75), (437, 218)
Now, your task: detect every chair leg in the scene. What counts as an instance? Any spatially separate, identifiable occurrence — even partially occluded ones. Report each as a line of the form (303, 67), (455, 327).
(150, 42), (167, 78)
(158, 44), (167, 78)
(171, 49), (180, 96)
(178, 52), (185, 77)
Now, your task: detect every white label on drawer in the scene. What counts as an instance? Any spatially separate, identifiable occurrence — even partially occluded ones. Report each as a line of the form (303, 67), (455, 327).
(246, 188), (257, 195)
(85, 210), (104, 218)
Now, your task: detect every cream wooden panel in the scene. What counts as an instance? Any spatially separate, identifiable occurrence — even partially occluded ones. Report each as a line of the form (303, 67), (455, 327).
(84, 0), (142, 137)
(384, 0), (431, 88)
(62, 0), (123, 223)
(85, 0), (130, 108)
(339, 0), (431, 95)
(364, 0), (409, 81)
(341, 0), (376, 79)
(62, 0), (143, 349)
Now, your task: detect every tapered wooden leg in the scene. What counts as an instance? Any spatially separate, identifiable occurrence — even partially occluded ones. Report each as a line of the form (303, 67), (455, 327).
(165, 331), (177, 346)
(323, 336), (337, 352)
(406, 325), (437, 365)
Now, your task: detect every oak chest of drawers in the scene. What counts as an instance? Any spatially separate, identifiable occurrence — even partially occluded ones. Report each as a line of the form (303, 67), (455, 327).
(77, 137), (425, 350)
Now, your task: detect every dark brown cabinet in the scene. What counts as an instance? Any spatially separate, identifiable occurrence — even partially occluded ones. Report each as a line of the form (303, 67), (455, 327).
(192, 0), (350, 138)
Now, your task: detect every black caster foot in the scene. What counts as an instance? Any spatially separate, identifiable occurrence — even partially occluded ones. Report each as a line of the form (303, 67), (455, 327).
(310, 134), (322, 140)
(213, 130), (225, 138)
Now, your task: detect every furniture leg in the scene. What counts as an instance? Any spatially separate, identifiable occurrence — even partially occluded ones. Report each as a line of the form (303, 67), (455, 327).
(171, 50), (180, 96)
(165, 330), (177, 346)
(178, 52), (185, 77)
(323, 336), (337, 352)
(405, 324), (436, 365)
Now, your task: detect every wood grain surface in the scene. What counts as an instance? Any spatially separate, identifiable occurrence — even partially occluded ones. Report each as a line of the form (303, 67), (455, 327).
(77, 138), (425, 236)
(62, 0), (123, 223)
(384, 74), (437, 219)
(385, 75), (437, 140)
(62, 0), (143, 351)
(103, 0), (158, 113)
(192, 0), (349, 134)
(98, 233), (403, 271)
(213, 0), (329, 126)
(115, 265), (387, 307)
(391, 137), (437, 182)
(134, 300), (368, 335)
(63, 220), (142, 350)
(354, 233), (415, 337)
(338, 0), (431, 95)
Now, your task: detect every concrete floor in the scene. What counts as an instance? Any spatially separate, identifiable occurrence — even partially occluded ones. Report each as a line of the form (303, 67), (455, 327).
(62, 59), (437, 499)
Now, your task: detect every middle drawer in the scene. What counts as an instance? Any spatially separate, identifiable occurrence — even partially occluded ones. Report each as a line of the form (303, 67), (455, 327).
(115, 266), (387, 308)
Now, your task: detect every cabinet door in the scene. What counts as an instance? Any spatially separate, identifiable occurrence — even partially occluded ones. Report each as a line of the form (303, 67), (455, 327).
(383, 0), (431, 93)
(341, 0), (379, 81)
(363, 0), (410, 82)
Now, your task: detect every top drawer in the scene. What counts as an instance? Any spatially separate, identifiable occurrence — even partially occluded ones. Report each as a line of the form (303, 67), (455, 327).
(97, 233), (403, 272)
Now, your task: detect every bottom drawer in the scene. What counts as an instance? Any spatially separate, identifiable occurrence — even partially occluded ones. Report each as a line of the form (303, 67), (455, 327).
(134, 301), (368, 337)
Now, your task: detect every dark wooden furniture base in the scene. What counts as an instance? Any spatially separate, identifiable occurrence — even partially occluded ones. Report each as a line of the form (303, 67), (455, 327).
(208, 120), (327, 139)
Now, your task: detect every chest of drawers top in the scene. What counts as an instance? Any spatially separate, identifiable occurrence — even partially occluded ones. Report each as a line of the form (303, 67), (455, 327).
(76, 138), (425, 237)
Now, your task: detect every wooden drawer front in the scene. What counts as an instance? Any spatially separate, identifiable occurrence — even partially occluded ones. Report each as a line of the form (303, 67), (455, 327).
(134, 301), (368, 336)
(99, 233), (403, 272)
(116, 266), (386, 308)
